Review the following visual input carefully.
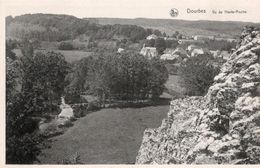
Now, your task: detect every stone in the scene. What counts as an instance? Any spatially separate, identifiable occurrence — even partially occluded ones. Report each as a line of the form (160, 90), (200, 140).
(136, 26), (260, 164)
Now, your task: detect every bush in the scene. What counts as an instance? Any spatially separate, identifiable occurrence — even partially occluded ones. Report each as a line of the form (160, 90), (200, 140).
(58, 42), (74, 50)
(87, 100), (101, 111)
(165, 63), (179, 75)
(71, 104), (88, 118)
(64, 88), (81, 104)
(6, 133), (42, 164)
(178, 54), (220, 96)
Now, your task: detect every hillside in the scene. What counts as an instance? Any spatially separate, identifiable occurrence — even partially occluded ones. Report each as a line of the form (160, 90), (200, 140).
(91, 17), (260, 37)
(136, 26), (260, 164)
(6, 14), (162, 42)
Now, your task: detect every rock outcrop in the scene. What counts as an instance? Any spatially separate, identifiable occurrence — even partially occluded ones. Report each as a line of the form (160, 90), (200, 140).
(136, 26), (260, 164)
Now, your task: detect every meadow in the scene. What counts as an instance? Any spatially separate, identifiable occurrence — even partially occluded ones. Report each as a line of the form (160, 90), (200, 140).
(38, 105), (169, 164)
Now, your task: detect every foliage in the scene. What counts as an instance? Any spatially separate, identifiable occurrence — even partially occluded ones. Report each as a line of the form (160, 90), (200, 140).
(154, 38), (166, 55)
(87, 100), (101, 111)
(6, 132), (41, 164)
(6, 43), (41, 164)
(66, 51), (168, 106)
(178, 54), (220, 96)
(165, 40), (179, 48)
(71, 104), (88, 118)
(145, 39), (155, 47)
(58, 42), (74, 50)
(6, 41), (69, 163)
(6, 14), (162, 42)
(203, 39), (236, 52)
(19, 45), (69, 115)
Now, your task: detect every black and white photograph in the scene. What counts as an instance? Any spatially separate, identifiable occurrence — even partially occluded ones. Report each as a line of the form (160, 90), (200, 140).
(1, 0), (260, 165)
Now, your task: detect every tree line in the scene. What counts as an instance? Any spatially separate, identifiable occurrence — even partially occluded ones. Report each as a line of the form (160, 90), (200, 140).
(6, 40), (168, 163)
(65, 51), (168, 106)
(6, 14), (162, 42)
(6, 40), (69, 163)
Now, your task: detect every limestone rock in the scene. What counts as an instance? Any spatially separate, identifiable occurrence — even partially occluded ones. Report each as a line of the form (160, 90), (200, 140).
(136, 26), (260, 164)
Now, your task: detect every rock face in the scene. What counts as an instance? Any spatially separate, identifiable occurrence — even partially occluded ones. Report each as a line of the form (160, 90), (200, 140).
(136, 27), (260, 164)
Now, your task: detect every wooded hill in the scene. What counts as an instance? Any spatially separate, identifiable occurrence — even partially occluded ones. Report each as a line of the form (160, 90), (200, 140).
(92, 17), (260, 37)
(6, 14), (162, 42)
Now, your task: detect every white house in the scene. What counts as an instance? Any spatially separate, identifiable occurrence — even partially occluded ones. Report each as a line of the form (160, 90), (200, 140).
(194, 35), (215, 41)
(191, 48), (210, 57)
(140, 44), (158, 58)
(146, 34), (158, 40)
(161, 47), (188, 62)
(187, 44), (199, 52)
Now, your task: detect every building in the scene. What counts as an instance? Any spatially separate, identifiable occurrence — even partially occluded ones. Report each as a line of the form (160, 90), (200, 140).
(191, 48), (210, 57)
(161, 47), (188, 62)
(160, 53), (182, 62)
(187, 44), (199, 52)
(194, 35), (215, 41)
(164, 37), (177, 41)
(140, 44), (158, 58)
(146, 34), (158, 40)
(210, 50), (221, 58)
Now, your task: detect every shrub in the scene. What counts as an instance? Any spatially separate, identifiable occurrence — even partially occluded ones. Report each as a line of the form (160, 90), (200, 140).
(64, 87), (81, 104)
(58, 42), (74, 50)
(178, 54), (220, 96)
(6, 133), (42, 164)
(71, 104), (88, 118)
(87, 100), (101, 111)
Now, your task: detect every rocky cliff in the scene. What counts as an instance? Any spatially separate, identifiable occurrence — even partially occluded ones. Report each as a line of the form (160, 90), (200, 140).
(136, 26), (260, 164)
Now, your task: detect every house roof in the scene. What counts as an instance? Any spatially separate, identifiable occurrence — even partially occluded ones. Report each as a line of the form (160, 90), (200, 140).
(146, 34), (158, 40)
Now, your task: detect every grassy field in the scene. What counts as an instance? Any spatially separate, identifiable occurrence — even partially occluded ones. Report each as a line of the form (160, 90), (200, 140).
(38, 105), (169, 164)
(12, 49), (93, 63)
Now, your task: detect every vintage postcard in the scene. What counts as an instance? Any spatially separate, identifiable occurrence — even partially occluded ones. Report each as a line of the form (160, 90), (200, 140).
(1, 0), (260, 167)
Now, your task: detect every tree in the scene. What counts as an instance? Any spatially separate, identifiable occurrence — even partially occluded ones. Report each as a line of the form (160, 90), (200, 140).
(20, 41), (69, 115)
(6, 42), (40, 164)
(155, 38), (166, 55)
(145, 39), (155, 47)
(6, 41), (70, 163)
(66, 51), (169, 105)
(149, 57), (169, 99)
(178, 54), (220, 96)
(163, 32), (167, 37)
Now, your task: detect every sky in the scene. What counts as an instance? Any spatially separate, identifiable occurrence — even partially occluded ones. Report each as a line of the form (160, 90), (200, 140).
(1, 0), (260, 23)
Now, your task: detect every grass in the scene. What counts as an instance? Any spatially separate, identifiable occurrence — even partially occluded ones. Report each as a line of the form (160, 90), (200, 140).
(37, 105), (169, 164)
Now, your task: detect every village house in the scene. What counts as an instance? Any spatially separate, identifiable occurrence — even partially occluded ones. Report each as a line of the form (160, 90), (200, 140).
(187, 44), (199, 52)
(210, 50), (221, 58)
(191, 48), (210, 57)
(140, 44), (158, 58)
(164, 37), (177, 41)
(146, 34), (158, 40)
(194, 35), (215, 41)
(160, 47), (188, 62)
